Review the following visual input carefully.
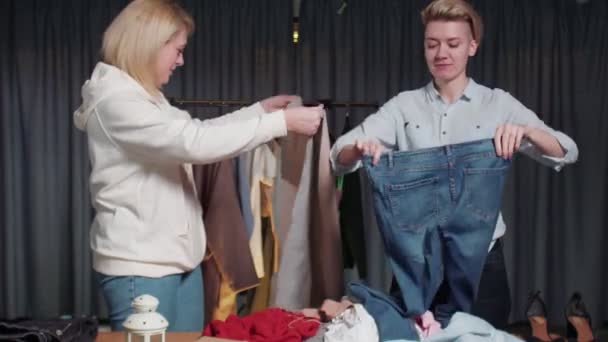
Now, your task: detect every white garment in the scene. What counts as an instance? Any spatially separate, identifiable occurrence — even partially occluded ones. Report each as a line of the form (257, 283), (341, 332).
(73, 62), (286, 277)
(386, 312), (523, 342)
(324, 304), (379, 342)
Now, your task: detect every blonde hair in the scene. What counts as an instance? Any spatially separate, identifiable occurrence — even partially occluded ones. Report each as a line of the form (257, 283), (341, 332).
(421, 0), (483, 45)
(102, 0), (194, 97)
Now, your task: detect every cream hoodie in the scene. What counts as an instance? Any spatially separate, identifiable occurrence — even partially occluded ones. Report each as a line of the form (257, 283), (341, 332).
(74, 62), (287, 277)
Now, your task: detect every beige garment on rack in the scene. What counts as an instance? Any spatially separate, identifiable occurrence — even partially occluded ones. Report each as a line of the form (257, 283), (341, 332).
(248, 143), (279, 279)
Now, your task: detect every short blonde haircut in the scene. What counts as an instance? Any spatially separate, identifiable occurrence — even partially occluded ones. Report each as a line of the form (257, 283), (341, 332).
(421, 0), (483, 45)
(102, 0), (194, 97)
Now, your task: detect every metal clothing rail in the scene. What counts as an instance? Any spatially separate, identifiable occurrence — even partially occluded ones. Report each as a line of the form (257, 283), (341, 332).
(168, 97), (379, 109)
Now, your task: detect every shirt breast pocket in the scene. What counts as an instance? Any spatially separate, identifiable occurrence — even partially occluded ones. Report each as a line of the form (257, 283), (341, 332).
(404, 121), (435, 148)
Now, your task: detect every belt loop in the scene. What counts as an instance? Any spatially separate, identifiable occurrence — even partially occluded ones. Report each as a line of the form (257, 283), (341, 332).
(388, 151), (394, 168)
(445, 144), (452, 157)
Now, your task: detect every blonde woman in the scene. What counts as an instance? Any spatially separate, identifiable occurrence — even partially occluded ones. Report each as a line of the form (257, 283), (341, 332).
(73, 0), (324, 331)
(331, 0), (578, 327)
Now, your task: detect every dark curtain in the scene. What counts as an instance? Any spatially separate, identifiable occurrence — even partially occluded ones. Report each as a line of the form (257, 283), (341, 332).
(0, 0), (293, 319)
(168, 0), (295, 116)
(0, 0), (129, 320)
(298, 0), (608, 326)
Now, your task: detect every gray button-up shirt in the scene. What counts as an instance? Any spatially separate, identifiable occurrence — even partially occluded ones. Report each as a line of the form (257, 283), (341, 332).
(330, 79), (578, 243)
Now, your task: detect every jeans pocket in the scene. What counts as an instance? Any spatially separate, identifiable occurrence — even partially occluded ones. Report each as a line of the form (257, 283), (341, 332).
(463, 165), (509, 225)
(387, 176), (439, 233)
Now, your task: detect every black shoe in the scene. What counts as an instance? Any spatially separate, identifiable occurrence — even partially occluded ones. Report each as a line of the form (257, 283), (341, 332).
(565, 292), (595, 342)
(525, 291), (565, 341)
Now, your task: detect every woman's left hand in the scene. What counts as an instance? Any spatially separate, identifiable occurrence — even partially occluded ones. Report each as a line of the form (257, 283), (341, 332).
(260, 95), (301, 112)
(494, 123), (529, 160)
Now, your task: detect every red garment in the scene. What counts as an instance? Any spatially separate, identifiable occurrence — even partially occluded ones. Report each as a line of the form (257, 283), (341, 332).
(203, 308), (320, 342)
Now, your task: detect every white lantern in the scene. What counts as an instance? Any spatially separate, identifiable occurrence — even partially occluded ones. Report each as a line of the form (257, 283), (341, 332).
(123, 294), (169, 342)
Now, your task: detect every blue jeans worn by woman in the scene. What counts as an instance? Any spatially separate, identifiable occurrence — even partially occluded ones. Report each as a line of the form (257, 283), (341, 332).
(97, 265), (204, 331)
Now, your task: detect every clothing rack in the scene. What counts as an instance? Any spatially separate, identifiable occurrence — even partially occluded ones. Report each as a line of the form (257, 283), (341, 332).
(168, 97), (379, 109)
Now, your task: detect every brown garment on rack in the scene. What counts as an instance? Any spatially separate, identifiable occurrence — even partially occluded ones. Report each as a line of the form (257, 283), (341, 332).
(309, 118), (344, 306)
(193, 159), (259, 326)
(280, 132), (308, 186)
(270, 134), (313, 310)
(271, 119), (344, 308)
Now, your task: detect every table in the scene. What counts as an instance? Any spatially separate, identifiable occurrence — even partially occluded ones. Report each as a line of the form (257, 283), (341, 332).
(96, 332), (240, 342)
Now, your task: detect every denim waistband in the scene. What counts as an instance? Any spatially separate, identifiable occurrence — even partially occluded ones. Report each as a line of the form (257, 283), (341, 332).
(363, 139), (498, 172)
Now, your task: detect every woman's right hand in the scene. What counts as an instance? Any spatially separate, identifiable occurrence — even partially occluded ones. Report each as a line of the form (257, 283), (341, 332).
(338, 140), (386, 166)
(284, 105), (325, 136)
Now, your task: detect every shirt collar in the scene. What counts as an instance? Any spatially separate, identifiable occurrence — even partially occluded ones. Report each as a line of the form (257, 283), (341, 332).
(425, 78), (479, 103)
